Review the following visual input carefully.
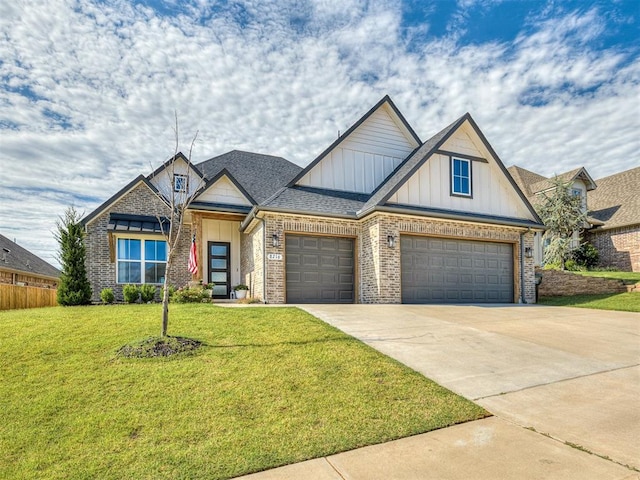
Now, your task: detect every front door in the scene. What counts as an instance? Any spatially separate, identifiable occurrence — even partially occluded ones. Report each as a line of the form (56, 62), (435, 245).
(208, 242), (231, 299)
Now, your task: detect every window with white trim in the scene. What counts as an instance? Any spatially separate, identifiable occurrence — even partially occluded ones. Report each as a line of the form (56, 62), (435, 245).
(451, 157), (471, 196)
(117, 238), (167, 284)
(174, 174), (188, 193)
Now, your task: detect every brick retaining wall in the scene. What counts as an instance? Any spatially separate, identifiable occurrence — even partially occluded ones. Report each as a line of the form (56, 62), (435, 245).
(536, 269), (628, 297)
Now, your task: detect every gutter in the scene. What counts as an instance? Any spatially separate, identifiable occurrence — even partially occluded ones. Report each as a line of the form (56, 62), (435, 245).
(371, 205), (545, 230)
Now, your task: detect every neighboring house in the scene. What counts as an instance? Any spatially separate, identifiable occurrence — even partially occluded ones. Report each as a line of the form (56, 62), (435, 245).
(507, 165), (597, 265)
(0, 234), (60, 288)
(82, 96), (543, 304)
(586, 167), (640, 272)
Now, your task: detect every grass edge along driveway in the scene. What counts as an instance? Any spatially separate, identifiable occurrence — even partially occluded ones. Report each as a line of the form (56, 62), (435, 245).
(0, 304), (488, 480)
(539, 292), (640, 312)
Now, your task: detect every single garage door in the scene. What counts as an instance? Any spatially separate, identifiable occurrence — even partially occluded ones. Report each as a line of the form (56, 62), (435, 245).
(401, 235), (513, 304)
(286, 235), (355, 304)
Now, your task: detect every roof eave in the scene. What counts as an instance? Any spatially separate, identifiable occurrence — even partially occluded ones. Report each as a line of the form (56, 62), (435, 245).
(368, 205), (546, 230)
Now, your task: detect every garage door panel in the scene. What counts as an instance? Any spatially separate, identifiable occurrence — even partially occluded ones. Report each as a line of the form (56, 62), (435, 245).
(402, 235), (513, 304)
(286, 235), (355, 304)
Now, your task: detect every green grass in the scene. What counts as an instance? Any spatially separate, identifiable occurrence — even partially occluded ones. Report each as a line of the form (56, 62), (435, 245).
(0, 304), (487, 480)
(539, 292), (640, 312)
(573, 271), (640, 284)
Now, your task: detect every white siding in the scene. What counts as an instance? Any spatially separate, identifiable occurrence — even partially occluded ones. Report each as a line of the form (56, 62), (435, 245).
(387, 123), (536, 221)
(201, 219), (241, 289)
(297, 104), (419, 194)
(149, 157), (203, 201)
(195, 176), (252, 206)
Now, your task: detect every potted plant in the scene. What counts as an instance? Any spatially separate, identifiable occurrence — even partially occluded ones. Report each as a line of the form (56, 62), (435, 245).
(202, 283), (214, 298)
(233, 284), (249, 300)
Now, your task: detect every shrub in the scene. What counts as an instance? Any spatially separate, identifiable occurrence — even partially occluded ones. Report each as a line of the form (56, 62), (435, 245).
(233, 284), (249, 291)
(100, 288), (115, 304)
(573, 242), (599, 268)
(564, 259), (586, 272)
(171, 287), (206, 303)
(139, 284), (157, 303)
(123, 284), (140, 304)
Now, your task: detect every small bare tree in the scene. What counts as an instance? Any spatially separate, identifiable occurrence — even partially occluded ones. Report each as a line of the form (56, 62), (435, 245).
(151, 114), (203, 337)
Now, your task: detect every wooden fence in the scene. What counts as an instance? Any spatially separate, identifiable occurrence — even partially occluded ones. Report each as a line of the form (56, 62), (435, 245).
(0, 284), (58, 311)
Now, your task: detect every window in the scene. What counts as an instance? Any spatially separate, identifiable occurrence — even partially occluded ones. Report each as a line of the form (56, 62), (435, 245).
(451, 158), (472, 196)
(174, 174), (188, 193)
(117, 238), (167, 284)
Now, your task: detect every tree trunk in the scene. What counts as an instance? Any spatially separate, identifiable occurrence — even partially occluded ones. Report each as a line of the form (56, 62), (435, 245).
(161, 255), (172, 337)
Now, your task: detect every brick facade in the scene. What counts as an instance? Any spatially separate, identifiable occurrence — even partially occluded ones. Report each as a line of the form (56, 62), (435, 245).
(587, 225), (640, 272)
(245, 211), (536, 304)
(536, 268), (628, 297)
(0, 269), (58, 289)
(86, 186), (538, 304)
(84, 183), (191, 302)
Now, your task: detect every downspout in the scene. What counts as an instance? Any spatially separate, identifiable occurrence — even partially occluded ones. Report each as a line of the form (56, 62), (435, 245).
(258, 215), (267, 303)
(519, 228), (530, 304)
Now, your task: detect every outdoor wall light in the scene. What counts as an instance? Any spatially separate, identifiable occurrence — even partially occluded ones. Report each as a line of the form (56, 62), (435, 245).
(524, 246), (533, 258)
(272, 233), (279, 248)
(387, 235), (396, 248)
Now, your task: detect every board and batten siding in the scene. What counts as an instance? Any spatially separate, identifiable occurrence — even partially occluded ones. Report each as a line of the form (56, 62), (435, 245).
(297, 105), (419, 194)
(195, 176), (251, 206)
(149, 157), (203, 200)
(201, 219), (242, 289)
(388, 127), (535, 220)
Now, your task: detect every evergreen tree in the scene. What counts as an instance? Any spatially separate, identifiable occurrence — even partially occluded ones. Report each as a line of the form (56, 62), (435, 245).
(56, 207), (92, 305)
(538, 177), (587, 269)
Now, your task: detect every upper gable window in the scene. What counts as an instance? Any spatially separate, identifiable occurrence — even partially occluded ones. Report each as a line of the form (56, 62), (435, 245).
(174, 174), (188, 193)
(451, 158), (472, 197)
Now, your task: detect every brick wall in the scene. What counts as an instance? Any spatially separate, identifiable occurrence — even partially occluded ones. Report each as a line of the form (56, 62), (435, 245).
(536, 269), (627, 297)
(262, 213), (360, 304)
(259, 211), (536, 304)
(84, 183), (191, 302)
(0, 269), (58, 289)
(587, 225), (640, 272)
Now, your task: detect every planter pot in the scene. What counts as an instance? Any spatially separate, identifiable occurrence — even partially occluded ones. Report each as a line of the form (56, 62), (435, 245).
(235, 290), (247, 300)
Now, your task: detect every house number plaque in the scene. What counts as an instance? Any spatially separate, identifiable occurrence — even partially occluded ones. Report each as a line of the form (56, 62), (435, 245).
(267, 253), (283, 261)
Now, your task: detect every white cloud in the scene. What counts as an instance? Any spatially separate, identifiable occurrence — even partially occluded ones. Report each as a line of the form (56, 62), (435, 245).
(0, 0), (638, 266)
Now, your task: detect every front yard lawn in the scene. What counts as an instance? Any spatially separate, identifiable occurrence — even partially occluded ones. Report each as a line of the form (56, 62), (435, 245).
(0, 304), (487, 480)
(539, 292), (640, 312)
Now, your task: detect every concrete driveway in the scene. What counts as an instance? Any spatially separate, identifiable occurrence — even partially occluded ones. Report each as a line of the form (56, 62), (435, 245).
(237, 304), (639, 479)
(292, 304), (640, 477)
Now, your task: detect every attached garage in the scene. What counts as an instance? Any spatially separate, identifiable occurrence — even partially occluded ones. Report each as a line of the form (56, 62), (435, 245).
(401, 235), (514, 304)
(285, 235), (355, 303)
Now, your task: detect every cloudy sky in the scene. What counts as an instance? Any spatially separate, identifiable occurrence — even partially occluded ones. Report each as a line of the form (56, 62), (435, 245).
(1, 0), (638, 267)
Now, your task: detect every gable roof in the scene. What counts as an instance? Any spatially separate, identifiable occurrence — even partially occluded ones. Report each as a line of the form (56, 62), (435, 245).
(528, 167), (597, 194)
(81, 175), (164, 226)
(148, 152), (205, 180)
(196, 150), (302, 204)
(0, 234), (60, 279)
(358, 113), (542, 224)
(288, 95), (422, 188)
(196, 168), (257, 205)
(507, 166), (548, 196)
(587, 167), (640, 230)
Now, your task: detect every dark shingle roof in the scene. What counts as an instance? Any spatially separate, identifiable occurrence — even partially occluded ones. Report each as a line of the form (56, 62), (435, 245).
(0, 234), (60, 279)
(261, 186), (366, 217)
(588, 167), (640, 229)
(196, 150), (302, 204)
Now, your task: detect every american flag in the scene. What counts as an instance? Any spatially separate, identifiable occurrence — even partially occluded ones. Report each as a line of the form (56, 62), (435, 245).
(188, 234), (198, 275)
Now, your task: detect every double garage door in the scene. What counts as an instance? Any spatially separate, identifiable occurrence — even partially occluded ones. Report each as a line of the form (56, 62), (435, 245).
(284, 234), (514, 304)
(401, 235), (514, 304)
